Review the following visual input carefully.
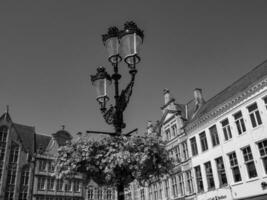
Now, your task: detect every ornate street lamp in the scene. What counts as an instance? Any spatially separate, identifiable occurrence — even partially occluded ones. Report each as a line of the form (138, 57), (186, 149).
(90, 66), (111, 111)
(90, 21), (144, 135)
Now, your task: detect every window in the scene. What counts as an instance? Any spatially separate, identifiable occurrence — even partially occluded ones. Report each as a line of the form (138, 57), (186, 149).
(248, 103), (262, 128)
(228, 152), (242, 182)
(178, 174), (185, 196)
(165, 129), (171, 141)
(153, 183), (158, 200)
(47, 177), (55, 191)
(37, 177), (46, 191)
(164, 179), (169, 198)
(5, 142), (19, 200)
(221, 119), (232, 141)
(194, 166), (204, 192)
(209, 125), (220, 146)
(65, 180), (72, 192)
(171, 124), (178, 137)
(171, 175), (178, 197)
(56, 179), (63, 191)
(19, 166), (30, 200)
(88, 187), (94, 200)
(257, 140), (267, 174)
(0, 126), (8, 181)
(148, 187), (152, 200)
(263, 96), (267, 109)
(233, 111), (246, 135)
(73, 180), (80, 192)
(107, 189), (112, 200)
(39, 160), (46, 172)
(174, 145), (180, 162)
(242, 146), (257, 178)
(182, 142), (188, 160)
(48, 160), (54, 172)
(190, 137), (198, 156)
(185, 171), (194, 194)
(199, 132), (208, 151)
(96, 188), (102, 200)
(9, 142), (19, 163)
(158, 182), (162, 200)
(204, 162), (215, 190)
(215, 157), (228, 186)
(140, 188), (145, 200)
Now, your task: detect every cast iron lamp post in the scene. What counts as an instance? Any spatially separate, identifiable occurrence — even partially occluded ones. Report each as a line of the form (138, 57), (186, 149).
(90, 21), (144, 136)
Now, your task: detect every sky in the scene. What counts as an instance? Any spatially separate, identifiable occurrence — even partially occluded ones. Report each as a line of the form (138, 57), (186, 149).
(0, 1), (267, 137)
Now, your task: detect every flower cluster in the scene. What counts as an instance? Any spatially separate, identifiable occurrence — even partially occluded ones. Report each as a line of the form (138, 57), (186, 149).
(54, 135), (174, 187)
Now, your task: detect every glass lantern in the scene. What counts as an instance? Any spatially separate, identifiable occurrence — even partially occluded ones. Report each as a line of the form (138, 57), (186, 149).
(102, 27), (122, 64)
(91, 66), (111, 110)
(120, 21), (144, 65)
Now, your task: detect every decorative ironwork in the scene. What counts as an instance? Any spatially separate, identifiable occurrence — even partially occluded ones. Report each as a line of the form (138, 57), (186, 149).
(102, 105), (115, 125)
(91, 21), (143, 135)
(118, 72), (136, 113)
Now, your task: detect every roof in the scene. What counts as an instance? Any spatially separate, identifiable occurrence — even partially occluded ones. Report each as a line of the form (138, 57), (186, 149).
(13, 123), (35, 154)
(52, 130), (72, 146)
(36, 133), (51, 150)
(188, 59), (267, 126)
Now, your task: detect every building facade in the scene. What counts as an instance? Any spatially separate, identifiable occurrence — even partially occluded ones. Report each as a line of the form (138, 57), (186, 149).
(126, 60), (267, 200)
(186, 60), (267, 200)
(0, 112), (116, 200)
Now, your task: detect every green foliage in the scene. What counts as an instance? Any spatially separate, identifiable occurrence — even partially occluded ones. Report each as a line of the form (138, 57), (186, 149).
(54, 135), (174, 187)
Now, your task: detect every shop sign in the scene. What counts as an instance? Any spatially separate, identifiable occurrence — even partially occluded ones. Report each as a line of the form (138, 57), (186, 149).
(197, 187), (231, 200)
(207, 195), (227, 200)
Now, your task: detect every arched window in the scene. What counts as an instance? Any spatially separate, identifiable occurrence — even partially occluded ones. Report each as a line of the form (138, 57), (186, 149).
(5, 141), (19, 200)
(0, 126), (8, 181)
(19, 165), (30, 200)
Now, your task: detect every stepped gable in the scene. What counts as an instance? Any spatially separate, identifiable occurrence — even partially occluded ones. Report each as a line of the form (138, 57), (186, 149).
(52, 129), (72, 146)
(13, 123), (35, 154)
(188, 59), (267, 125)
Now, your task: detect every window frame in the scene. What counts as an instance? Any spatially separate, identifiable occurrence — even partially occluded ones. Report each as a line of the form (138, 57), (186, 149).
(241, 146), (258, 179)
(221, 118), (232, 141)
(204, 161), (215, 190)
(247, 103), (262, 128)
(190, 137), (198, 156)
(233, 111), (246, 135)
(215, 157), (228, 187)
(199, 131), (208, 152)
(228, 151), (242, 183)
(209, 125), (220, 147)
(257, 140), (267, 174)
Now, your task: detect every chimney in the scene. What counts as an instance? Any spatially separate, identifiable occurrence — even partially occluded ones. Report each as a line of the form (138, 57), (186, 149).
(147, 121), (153, 135)
(163, 88), (171, 105)
(194, 88), (205, 106)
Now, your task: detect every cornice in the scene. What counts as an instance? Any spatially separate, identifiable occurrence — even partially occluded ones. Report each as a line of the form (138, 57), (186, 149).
(185, 77), (267, 133)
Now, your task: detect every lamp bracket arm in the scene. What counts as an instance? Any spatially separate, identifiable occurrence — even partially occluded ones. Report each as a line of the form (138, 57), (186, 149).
(102, 105), (115, 124)
(118, 71), (136, 112)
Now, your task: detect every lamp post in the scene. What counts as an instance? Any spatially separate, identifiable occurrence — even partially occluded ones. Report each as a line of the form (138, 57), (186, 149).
(90, 21), (144, 136)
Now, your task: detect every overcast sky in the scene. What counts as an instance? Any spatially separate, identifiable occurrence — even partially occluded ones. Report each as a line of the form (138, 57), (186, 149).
(1, 1), (267, 136)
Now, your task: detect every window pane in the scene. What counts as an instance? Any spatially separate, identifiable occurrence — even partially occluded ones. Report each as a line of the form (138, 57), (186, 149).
(247, 162), (258, 178)
(209, 125), (220, 146)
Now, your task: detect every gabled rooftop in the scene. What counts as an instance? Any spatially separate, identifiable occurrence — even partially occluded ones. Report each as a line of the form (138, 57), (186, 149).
(186, 59), (267, 128)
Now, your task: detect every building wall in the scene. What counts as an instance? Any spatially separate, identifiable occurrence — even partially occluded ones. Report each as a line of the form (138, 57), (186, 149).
(188, 86), (267, 200)
(0, 121), (34, 200)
